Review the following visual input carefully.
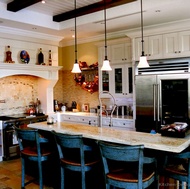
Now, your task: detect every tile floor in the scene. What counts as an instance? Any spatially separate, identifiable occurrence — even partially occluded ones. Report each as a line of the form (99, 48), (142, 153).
(0, 158), (54, 189)
(0, 157), (104, 189)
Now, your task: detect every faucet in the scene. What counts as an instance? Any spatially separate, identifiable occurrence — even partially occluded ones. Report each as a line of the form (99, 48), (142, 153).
(109, 104), (117, 127)
(98, 91), (116, 127)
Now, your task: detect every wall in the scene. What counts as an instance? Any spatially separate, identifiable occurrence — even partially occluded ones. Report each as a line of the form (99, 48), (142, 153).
(53, 42), (100, 111)
(0, 33), (60, 115)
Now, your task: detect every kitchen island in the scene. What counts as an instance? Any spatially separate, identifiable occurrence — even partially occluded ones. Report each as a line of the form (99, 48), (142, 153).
(28, 121), (190, 153)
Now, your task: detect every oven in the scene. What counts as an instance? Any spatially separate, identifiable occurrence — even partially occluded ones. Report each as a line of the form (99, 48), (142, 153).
(0, 114), (47, 160)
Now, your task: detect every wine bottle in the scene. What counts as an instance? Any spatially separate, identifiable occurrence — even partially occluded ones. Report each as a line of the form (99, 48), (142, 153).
(38, 48), (44, 65)
(48, 50), (52, 66)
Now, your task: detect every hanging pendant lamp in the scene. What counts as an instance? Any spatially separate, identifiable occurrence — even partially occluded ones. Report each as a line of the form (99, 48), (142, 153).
(101, 0), (112, 71)
(137, 0), (149, 68)
(71, 0), (81, 73)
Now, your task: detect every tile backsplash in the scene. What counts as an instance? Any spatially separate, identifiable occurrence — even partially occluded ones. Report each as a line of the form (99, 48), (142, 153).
(0, 75), (39, 115)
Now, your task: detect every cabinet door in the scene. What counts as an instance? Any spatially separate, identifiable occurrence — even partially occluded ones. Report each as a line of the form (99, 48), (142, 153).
(111, 43), (132, 63)
(135, 35), (162, 60)
(135, 37), (149, 61)
(99, 46), (111, 93)
(110, 64), (133, 97)
(163, 33), (179, 58)
(148, 35), (163, 59)
(178, 31), (190, 57)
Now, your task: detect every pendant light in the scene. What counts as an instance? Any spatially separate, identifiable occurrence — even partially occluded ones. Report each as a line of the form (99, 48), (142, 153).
(71, 0), (81, 73)
(137, 0), (149, 68)
(101, 0), (112, 71)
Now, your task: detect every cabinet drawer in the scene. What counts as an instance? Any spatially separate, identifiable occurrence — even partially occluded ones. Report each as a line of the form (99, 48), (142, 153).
(62, 115), (81, 122)
(79, 117), (98, 126)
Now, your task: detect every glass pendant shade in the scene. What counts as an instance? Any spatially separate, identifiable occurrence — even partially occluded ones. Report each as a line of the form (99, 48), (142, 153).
(137, 56), (150, 68)
(71, 62), (81, 73)
(137, 0), (149, 68)
(101, 59), (112, 71)
(71, 0), (81, 74)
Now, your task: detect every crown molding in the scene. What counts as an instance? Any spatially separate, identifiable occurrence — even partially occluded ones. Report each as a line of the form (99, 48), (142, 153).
(0, 26), (63, 46)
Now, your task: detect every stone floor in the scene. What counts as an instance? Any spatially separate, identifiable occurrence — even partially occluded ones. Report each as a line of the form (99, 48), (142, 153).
(0, 158), (54, 189)
(0, 157), (105, 189)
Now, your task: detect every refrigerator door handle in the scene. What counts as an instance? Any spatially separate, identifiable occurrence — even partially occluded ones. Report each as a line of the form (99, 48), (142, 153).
(157, 84), (160, 121)
(153, 84), (156, 121)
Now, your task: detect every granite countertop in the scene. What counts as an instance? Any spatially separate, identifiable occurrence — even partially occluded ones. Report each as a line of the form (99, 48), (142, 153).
(51, 111), (133, 120)
(28, 121), (190, 153)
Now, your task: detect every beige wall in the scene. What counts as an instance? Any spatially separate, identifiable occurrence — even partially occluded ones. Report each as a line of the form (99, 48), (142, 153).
(61, 42), (98, 70)
(54, 42), (100, 111)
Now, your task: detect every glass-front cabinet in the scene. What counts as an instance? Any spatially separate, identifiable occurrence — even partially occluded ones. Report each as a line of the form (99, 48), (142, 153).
(100, 63), (133, 98)
(98, 39), (133, 98)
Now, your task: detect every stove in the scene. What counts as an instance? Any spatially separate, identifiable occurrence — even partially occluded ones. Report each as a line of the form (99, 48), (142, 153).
(0, 113), (48, 161)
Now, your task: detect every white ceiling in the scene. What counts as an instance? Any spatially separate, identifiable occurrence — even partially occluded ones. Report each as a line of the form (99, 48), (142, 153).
(0, 0), (190, 45)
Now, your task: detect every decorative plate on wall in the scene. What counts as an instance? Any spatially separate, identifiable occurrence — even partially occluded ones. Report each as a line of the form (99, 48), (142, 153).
(20, 50), (30, 64)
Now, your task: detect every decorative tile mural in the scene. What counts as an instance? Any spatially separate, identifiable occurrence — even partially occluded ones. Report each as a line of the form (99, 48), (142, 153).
(0, 75), (38, 115)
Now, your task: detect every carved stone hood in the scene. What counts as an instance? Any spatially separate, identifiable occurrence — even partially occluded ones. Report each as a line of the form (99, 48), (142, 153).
(0, 63), (62, 114)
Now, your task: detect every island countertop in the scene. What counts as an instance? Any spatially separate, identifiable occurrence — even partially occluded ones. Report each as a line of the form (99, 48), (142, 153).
(28, 121), (190, 153)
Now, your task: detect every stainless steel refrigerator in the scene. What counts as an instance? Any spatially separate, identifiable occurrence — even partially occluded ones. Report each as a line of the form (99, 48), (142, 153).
(135, 74), (190, 133)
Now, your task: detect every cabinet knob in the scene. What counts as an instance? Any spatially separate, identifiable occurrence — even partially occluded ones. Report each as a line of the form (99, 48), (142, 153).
(175, 51), (177, 53)
(179, 51), (181, 53)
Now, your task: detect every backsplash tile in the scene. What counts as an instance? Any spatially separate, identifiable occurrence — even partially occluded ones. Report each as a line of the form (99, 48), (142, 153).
(0, 75), (38, 115)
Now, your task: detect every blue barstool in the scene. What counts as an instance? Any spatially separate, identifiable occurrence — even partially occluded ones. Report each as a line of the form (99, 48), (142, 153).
(162, 149), (190, 189)
(98, 141), (158, 189)
(52, 131), (100, 189)
(15, 127), (54, 189)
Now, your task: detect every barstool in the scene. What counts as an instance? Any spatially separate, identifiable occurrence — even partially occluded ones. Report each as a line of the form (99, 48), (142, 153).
(52, 131), (100, 189)
(15, 127), (54, 189)
(162, 150), (190, 189)
(98, 141), (158, 189)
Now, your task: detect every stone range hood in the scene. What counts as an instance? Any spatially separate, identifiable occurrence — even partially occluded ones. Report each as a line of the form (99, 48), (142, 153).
(0, 63), (62, 114)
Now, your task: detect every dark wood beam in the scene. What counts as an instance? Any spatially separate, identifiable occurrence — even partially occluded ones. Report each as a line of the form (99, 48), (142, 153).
(7, 0), (42, 12)
(53, 0), (137, 22)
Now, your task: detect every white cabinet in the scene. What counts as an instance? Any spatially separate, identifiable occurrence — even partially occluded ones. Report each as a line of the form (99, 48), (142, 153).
(103, 118), (134, 130)
(62, 114), (98, 126)
(163, 31), (190, 58)
(99, 63), (133, 98)
(61, 113), (134, 130)
(98, 39), (133, 98)
(111, 43), (132, 63)
(135, 35), (163, 60)
(109, 63), (133, 98)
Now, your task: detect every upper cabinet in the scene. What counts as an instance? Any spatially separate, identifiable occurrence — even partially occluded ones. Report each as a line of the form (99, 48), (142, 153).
(134, 35), (163, 61)
(98, 38), (133, 98)
(134, 30), (190, 61)
(111, 43), (132, 63)
(163, 31), (190, 58)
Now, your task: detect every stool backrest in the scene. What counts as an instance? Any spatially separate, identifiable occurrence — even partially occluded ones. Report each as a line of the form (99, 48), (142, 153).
(99, 142), (145, 188)
(14, 127), (40, 151)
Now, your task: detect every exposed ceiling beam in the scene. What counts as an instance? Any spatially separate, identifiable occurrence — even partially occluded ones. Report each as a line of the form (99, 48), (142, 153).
(7, 0), (42, 12)
(53, 0), (137, 22)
